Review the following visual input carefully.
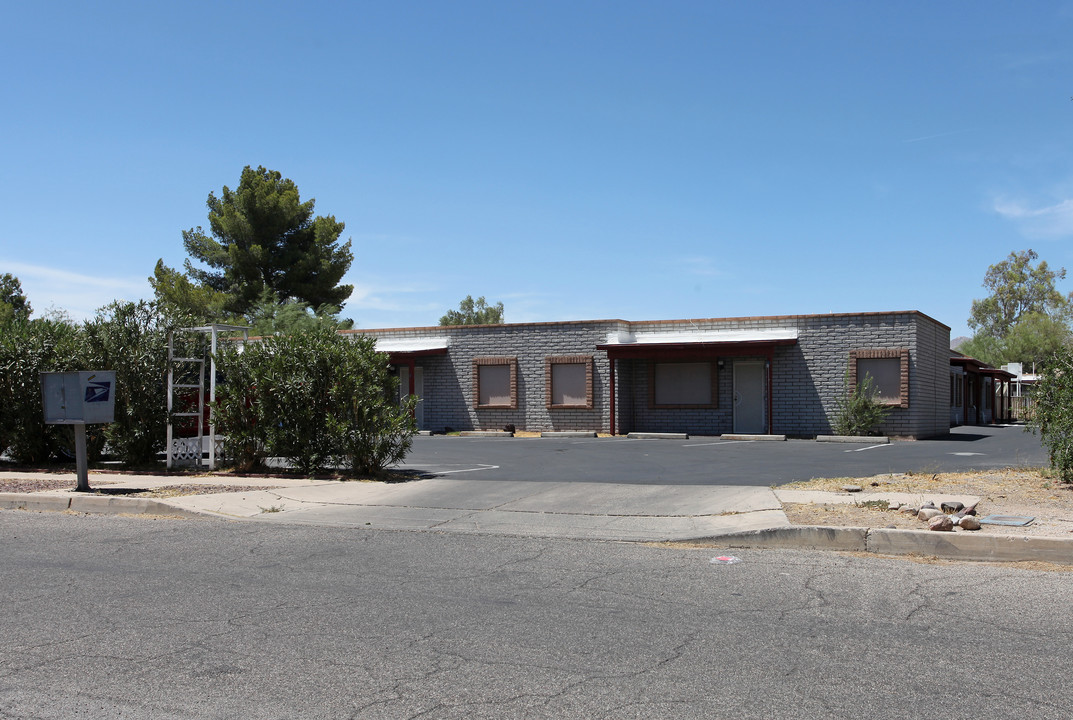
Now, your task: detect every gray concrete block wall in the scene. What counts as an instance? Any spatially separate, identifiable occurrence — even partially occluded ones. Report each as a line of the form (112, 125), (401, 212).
(913, 316), (953, 437)
(356, 312), (950, 438)
(623, 358), (737, 435)
(627, 312), (950, 438)
(360, 322), (626, 433)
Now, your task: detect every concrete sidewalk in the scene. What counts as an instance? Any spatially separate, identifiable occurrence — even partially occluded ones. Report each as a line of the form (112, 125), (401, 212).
(1, 470), (1071, 564)
(0, 471), (788, 542)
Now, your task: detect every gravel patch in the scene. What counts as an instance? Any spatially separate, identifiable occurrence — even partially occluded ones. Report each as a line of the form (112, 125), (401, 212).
(779, 469), (1073, 537)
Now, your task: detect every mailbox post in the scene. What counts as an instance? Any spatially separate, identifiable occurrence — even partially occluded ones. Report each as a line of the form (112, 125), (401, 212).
(41, 371), (116, 492)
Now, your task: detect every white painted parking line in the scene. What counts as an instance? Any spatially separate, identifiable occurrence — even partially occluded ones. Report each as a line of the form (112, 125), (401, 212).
(950, 452), (985, 456)
(682, 440), (756, 447)
(431, 464), (501, 475)
(844, 444), (892, 453)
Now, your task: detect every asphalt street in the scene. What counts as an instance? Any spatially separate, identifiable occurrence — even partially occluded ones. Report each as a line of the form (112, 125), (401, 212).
(2, 512), (1072, 719)
(396, 424), (1049, 485)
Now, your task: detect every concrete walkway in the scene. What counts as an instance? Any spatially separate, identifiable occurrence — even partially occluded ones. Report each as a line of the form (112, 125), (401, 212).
(1, 470), (1071, 564)
(0, 471), (788, 542)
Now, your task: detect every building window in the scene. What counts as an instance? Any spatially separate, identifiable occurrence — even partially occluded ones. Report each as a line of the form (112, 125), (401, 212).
(849, 349), (909, 408)
(545, 355), (593, 409)
(650, 362), (716, 408)
(473, 357), (517, 408)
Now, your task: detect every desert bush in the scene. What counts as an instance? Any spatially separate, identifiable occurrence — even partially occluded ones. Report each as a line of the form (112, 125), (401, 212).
(1027, 347), (1073, 482)
(83, 301), (171, 465)
(213, 328), (415, 475)
(832, 371), (890, 436)
(0, 317), (86, 463)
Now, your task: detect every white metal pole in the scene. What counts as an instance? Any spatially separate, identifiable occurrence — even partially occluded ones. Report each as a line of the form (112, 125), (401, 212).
(166, 331), (174, 469)
(209, 326), (218, 470)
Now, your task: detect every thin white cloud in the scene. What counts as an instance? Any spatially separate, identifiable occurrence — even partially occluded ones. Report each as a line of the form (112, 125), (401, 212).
(2, 260), (147, 292)
(0, 260), (151, 321)
(902, 128), (974, 144)
(993, 197), (1073, 238)
(677, 256), (726, 277)
(1000, 50), (1065, 71)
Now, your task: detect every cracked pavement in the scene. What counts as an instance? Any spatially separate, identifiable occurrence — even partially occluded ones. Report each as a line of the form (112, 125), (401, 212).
(2, 512), (1073, 719)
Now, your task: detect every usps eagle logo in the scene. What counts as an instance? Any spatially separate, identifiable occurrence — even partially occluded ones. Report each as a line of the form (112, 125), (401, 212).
(85, 381), (111, 403)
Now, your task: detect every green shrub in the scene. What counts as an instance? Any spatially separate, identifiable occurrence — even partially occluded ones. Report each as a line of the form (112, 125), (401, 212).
(0, 317), (86, 463)
(832, 371), (890, 436)
(213, 328), (416, 475)
(212, 340), (263, 471)
(83, 301), (171, 466)
(1027, 347), (1073, 482)
(325, 335), (417, 476)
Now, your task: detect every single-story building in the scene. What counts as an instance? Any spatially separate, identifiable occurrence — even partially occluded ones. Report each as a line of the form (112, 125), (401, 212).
(348, 310), (951, 439)
(949, 353), (1015, 427)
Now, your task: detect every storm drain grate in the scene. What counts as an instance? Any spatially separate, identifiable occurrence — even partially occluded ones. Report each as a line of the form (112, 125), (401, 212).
(978, 515), (1035, 527)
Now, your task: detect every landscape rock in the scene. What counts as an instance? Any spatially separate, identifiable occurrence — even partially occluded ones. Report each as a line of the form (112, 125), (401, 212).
(842, 485), (863, 493)
(958, 516), (981, 531)
(918, 508), (943, 521)
(928, 515), (954, 532)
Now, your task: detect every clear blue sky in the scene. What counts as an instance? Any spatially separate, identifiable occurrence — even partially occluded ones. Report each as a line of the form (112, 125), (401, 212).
(2, 1), (1072, 339)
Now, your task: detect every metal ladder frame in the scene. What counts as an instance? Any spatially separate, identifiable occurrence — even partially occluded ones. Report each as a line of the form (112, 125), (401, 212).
(166, 324), (249, 469)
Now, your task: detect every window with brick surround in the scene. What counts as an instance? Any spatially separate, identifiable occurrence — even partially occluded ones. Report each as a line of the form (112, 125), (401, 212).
(650, 362), (716, 408)
(950, 374), (963, 408)
(849, 349), (909, 408)
(545, 355), (593, 409)
(473, 357), (517, 408)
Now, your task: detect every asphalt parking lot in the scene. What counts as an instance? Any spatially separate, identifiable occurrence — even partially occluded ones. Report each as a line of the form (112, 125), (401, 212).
(397, 424), (1050, 486)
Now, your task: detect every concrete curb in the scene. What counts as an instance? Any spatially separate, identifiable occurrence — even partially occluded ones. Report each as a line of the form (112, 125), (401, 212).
(4, 490), (1071, 565)
(708, 525), (1073, 564)
(721, 434), (787, 441)
(458, 431), (514, 437)
(815, 435), (890, 444)
(540, 431), (598, 438)
(0, 492), (205, 519)
(626, 432), (689, 440)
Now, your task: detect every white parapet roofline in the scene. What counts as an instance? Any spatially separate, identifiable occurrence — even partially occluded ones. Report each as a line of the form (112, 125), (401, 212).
(372, 337), (451, 353)
(604, 328), (799, 345)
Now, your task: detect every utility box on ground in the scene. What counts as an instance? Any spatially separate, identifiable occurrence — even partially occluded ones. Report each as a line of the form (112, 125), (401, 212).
(41, 371), (117, 425)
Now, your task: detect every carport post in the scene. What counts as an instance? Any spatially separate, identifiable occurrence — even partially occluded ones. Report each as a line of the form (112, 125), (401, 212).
(609, 358), (616, 436)
(766, 349), (773, 435)
(407, 358), (416, 419)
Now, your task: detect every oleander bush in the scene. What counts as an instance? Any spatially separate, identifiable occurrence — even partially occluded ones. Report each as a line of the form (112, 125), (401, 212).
(83, 300), (173, 465)
(1027, 347), (1073, 483)
(0, 316), (86, 463)
(213, 328), (415, 475)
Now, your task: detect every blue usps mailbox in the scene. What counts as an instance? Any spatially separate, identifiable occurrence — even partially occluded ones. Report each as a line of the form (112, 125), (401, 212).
(41, 371), (116, 491)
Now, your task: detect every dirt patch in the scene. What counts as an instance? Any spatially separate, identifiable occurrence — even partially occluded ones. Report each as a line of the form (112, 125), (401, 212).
(0, 477), (280, 498)
(0, 477), (118, 493)
(779, 469), (1073, 537)
(119, 485), (283, 498)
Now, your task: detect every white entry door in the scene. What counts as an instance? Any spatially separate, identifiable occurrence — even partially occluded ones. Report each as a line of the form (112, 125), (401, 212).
(733, 361), (766, 434)
(399, 366), (424, 428)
